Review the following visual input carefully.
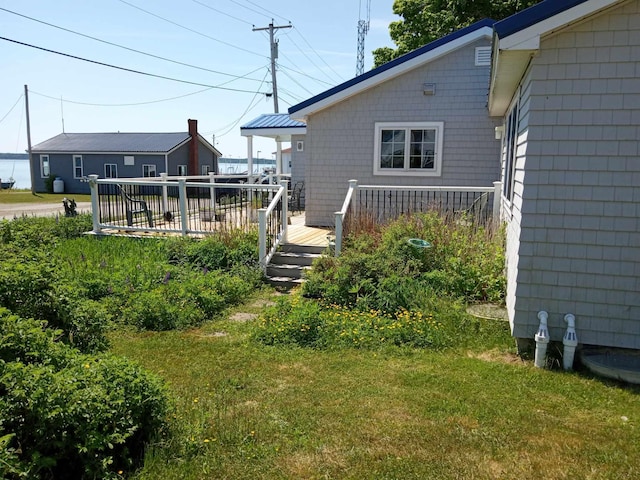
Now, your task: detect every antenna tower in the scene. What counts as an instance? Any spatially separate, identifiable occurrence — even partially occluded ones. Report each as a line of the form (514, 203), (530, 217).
(356, 0), (371, 76)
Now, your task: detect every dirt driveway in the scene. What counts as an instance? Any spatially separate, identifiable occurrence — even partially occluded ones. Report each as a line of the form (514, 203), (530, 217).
(0, 201), (92, 220)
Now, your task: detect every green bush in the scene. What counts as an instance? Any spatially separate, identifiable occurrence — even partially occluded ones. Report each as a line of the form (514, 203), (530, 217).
(303, 211), (506, 311)
(252, 293), (461, 350)
(0, 311), (169, 479)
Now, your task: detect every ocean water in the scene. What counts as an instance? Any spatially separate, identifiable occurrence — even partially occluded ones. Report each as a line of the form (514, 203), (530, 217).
(0, 158), (275, 191)
(0, 159), (30, 190)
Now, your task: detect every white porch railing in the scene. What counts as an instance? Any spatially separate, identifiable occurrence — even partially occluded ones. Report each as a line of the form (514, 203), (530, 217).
(334, 180), (503, 256)
(88, 174), (288, 272)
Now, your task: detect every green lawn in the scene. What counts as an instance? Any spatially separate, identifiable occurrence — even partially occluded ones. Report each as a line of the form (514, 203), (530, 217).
(110, 289), (640, 480)
(0, 191), (92, 204)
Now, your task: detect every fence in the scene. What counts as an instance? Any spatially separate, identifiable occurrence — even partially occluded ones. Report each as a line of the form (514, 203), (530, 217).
(334, 180), (503, 256)
(88, 174), (288, 271)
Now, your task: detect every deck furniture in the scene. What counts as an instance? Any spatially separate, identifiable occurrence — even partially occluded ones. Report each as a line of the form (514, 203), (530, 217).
(117, 184), (154, 227)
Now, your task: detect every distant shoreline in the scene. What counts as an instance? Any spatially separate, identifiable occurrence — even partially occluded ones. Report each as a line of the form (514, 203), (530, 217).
(0, 153), (29, 159)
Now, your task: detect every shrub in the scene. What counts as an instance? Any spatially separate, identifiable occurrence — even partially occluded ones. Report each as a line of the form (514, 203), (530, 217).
(303, 211), (505, 310)
(0, 311), (169, 479)
(252, 293), (461, 350)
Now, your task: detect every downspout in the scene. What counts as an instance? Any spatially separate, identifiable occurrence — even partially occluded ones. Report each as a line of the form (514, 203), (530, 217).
(534, 311), (549, 368)
(562, 314), (578, 371)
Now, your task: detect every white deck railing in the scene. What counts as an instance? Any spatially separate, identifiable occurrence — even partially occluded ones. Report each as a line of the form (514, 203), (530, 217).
(88, 174), (288, 272)
(334, 180), (503, 256)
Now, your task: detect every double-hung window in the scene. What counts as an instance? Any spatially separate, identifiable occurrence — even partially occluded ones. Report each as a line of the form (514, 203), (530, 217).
(73, 155), (83, 179)
(104, 164), (118, 178)
(374, 122), (443, 176)
(177, 165), (187, 176)
(40, 155), (50, 178)
(142, 164), (156, 177)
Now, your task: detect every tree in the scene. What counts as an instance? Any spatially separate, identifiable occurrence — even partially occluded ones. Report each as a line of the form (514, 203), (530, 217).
(372, 0), (541, 67)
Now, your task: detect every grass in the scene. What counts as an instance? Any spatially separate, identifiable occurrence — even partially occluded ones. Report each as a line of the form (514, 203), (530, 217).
(108, 288), (640, 480)
(0, 190), (92, 203)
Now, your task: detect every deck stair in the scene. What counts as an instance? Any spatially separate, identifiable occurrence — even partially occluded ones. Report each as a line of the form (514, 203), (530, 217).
(266, 243), (326, 288)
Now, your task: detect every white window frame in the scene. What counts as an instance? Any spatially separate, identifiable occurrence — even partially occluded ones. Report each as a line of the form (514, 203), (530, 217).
(73, 155), (83, 179)
(177, 164), (187, 176)
(104, 163), (118, 178)
(373, 122), (443, 177)
(201, 165), (210, 175)
(503, 96), (519, 202)
(40, 155), (50, 178)
(142, 164), (156, 177)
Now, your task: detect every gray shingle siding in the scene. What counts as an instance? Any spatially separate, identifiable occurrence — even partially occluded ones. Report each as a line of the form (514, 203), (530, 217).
(507, 0), (640, 348)
(304, 39), (501, 226)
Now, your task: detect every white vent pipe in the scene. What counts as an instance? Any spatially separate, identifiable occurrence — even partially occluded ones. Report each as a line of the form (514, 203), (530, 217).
(534, 311), (549, 368)
(562, 314), (578, 370)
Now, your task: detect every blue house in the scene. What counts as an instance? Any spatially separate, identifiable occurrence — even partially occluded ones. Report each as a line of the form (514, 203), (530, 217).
(30, 119), (221, 194)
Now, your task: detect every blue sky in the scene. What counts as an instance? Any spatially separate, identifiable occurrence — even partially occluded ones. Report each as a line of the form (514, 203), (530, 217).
(0, 0), (397, 158)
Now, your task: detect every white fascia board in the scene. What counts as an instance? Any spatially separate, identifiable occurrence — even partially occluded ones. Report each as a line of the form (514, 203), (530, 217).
(292, 27), (493, 119)
(197, 134), (222, 157)
(240, 127), (307, 138)
(499, 0), (620, 51)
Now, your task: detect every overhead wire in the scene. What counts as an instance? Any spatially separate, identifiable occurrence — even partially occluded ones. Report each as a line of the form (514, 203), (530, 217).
(0, 94), (24, 126)
(190, 0), (253, 26)
(214, 69), (270, 138)
(279, 31), (338, 84)
(0, 7), (267, 84)
(0, 36), (269, 94)
(117, 0), (269, 60)
(291, 27), (345, 82)
(235, 0), (291, 24)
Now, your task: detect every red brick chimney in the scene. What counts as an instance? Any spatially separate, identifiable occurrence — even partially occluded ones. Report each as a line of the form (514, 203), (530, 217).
(188, 119), (198, 175)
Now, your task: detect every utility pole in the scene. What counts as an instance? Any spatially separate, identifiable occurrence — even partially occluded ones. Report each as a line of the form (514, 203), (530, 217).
(253, 20), (291, 113)
(25, 85), (35, 195)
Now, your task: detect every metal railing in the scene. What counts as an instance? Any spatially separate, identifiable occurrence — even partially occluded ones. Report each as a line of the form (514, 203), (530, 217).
(334, 180), (503, 256)
(88, 174), (288, 272)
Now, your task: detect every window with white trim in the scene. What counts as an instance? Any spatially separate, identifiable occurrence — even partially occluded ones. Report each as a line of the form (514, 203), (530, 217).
(201, 165), (211, 175)
(104, 164), (118, 178)
(40, 155), (50, 178)
(177, 164), (187, 176)
(503, 100), (519, 201)
(73, 155), (83, 178)
(142, 164), (156, 177)
(374, 122), (443, 176)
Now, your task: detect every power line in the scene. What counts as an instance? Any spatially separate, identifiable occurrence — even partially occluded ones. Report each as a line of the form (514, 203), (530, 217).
(291, 27), (345, 82)
(237, 0), (290, 24)
(0, 7), (268, 85)
(0, 7), (267, 85)
(278, 63), (334, 87)
(32, 87), (211, 107)
(0, 36), (269, 94)
(0, 94), (24, 125)
(281, 31), (338, 84)
(117, 0), (269, 60)
(190, 0), (253, 26)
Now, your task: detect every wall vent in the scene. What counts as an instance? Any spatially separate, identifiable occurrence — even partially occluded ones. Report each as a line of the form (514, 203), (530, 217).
(475, 46), (491, 66)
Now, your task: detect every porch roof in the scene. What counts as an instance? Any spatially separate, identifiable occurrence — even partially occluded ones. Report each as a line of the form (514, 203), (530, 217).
(240, 113), (307, 140)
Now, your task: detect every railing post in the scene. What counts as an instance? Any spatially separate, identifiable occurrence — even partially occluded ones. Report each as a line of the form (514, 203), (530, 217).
(349, 179), (359, 216)
(209, 172), (216, 209)
(492, 181), (502, 224)
(280, 180), (288, 243)
(334, 211), (343, 256)
(178, 178), (188, 235)
(160, 172), (169, 214)
(88, 174), (101, 234)
(258, 208), (267, 272)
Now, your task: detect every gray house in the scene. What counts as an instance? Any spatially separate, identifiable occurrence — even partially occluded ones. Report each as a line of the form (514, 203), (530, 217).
(489, 0), (640, 350)
(30, 119), (221, 194)
(289, 19), (502, 226)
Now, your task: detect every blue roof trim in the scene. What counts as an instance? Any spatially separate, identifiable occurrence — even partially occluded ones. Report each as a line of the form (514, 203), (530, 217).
(494, 0), (589, 38)
(240, 113), (306, 130)
(289, 18), (495, 115)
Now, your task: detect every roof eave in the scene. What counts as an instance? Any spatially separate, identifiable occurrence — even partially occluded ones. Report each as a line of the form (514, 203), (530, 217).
(489, 0), (622, 116)
(240, 126), (307, 138)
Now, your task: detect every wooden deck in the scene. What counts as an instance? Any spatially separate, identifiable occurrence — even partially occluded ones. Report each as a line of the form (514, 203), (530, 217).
(286, 213), (331, 246)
